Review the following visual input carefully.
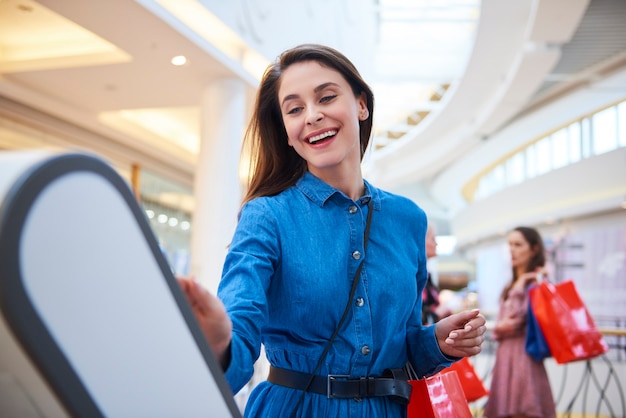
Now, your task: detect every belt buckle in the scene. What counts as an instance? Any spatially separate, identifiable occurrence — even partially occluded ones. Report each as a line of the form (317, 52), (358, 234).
(327, 374), (350, 398)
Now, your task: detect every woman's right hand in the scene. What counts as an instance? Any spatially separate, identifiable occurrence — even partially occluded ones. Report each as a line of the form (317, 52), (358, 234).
(177, 277), (233, 369)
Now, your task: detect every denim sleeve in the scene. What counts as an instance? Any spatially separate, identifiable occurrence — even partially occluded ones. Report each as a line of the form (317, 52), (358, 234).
(406, 324), (457, 378)
(219, 199), (278, 393)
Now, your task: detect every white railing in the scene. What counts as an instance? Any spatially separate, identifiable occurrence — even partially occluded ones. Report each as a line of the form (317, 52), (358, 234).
(469, 324), (626, 418)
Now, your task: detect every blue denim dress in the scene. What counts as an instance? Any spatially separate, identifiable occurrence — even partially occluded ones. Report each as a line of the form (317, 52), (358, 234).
(219, 172), (454, 417)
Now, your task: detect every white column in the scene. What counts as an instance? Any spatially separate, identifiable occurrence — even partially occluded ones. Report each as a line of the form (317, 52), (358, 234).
(191, 78), (247, 292)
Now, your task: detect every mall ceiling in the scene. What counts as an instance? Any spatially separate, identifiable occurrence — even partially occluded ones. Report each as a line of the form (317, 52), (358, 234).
(0, 0), (625, 215)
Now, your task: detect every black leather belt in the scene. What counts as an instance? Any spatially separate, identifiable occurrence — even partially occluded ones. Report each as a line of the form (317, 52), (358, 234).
(268, 366), (412, 404)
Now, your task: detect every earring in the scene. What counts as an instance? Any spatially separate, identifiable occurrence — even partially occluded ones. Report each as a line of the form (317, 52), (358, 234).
(360, 110), (369, 120)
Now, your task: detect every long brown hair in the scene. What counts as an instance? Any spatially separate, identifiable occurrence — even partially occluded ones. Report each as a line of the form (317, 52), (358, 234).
(501, 226), (546, 300)
(241, 44), (375, 204)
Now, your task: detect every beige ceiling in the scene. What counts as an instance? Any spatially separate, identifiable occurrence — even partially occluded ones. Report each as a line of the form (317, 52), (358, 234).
(0, 0), (248, 187)
(1, 0), (625, 221)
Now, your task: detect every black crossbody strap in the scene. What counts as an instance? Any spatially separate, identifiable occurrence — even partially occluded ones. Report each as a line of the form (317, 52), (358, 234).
(291, 199), (374, 416)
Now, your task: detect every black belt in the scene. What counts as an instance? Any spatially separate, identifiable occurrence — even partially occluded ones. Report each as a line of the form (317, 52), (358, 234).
(268, 366), (412, 405)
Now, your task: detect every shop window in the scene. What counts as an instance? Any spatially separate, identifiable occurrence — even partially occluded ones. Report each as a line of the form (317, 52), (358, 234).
(568, 122), (582, 163)
(592, 106), (618, 155)
(581, 118), (592, 158)
(618, 101), (626, 147)
(506, 152), (525, 185)
(526, 144), (537, 179)
(551, 128), (569, 169)
(535, 137), (552, 175)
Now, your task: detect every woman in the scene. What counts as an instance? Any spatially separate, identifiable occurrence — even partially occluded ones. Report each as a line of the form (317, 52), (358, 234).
(179, 44), (486, 417)
(483, 226), (556, 418)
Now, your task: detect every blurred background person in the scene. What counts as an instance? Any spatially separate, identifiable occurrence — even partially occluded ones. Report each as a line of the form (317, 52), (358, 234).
(422, 224), (453, 325)
(483, 226), (555, 418)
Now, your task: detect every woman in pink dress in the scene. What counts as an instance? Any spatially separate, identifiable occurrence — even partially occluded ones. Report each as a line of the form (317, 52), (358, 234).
(483, 226), (556, 418)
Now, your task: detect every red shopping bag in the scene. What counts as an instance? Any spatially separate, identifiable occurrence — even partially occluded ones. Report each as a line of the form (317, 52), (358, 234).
(529, 280), (608, 364)
(407, 371), (473, 418)
(442, 357), (489, 402)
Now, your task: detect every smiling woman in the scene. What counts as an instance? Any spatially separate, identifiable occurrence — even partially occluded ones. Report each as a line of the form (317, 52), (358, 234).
(177, 44), (487, 418)
(278, 60), (368, 197)
(242, 44), (376, 204)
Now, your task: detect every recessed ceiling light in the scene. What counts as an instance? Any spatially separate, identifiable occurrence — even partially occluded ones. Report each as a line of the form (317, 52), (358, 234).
(171, 55), (187, 66)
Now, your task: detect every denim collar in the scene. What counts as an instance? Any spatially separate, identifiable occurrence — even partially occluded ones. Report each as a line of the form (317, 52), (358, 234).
(295, 171), (381, 210)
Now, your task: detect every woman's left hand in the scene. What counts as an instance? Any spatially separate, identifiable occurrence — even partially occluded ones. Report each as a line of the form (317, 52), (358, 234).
(513, 268), (547, 290)
(434, 309), (486, 358)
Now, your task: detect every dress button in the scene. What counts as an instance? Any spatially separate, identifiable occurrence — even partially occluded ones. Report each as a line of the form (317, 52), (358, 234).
(349, 205), (358, 214)
(361, 345), (371, 356)
(352, 250), (361, 260)
(355, 297), (364, 307)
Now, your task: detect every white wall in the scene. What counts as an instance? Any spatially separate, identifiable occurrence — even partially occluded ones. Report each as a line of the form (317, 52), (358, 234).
(452, 148), (626, 247)
(433, 66), (626, 227)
